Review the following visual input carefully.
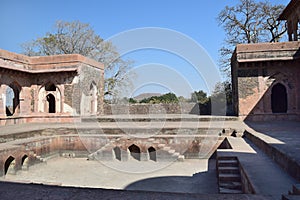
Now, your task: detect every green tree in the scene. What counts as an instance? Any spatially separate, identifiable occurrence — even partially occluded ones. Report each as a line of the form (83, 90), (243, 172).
(210, 81), (233, 115)
(128, 98), (137, 104)
(139, 93), (178, 104)
(21, 20), (133, 99)
(191, 90), (209, 104)
(217, 0), (286, 76)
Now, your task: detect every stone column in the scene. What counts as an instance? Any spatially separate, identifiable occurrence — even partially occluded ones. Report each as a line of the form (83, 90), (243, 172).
(0, 86), (5, 117)
(98, 70), (104, 115)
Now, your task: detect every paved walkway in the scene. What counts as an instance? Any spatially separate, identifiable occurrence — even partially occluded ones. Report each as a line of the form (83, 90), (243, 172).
(245, 120), (300, 163)
(218, 136), (299, 199)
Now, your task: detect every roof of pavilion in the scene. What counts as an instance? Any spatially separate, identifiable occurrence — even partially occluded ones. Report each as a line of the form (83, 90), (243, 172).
(0, 49), (103, 73)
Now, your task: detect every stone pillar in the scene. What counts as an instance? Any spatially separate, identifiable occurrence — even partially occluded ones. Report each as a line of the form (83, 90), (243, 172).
(121, 150), (129, 161)
(98, 70), (104, 115)
(288, 21), (293, 41)
(0, 85), (6, 117)
(293, 19), (298, 41)
(140, 152), (149, 161)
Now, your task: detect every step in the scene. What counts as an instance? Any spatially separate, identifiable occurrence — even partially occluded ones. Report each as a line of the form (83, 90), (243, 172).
(219, 187), (243, 194)
(218, 166), (239, 174)
(168, 149), (176, 154)
(282, 195), (300, 200)
(217, 156), (238, 161)
(218, 160), (238, 167)
(293, 184), (300, 195)
(172, 152), (180, 157)
(218, 173), (241, 182)
(158, 144), (165, 148)
(163, 147), (171, 151)
(219, 182), (242, 190)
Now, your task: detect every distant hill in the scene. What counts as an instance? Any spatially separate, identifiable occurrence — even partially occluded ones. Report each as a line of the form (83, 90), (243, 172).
(133, 93), (162, 101)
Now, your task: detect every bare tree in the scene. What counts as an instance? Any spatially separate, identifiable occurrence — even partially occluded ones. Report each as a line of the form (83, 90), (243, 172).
(217, 0), (286, 76)
(21, 20), (133, 99)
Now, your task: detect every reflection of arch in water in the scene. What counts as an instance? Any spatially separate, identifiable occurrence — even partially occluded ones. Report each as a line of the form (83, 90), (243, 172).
(148, 147), (156, 161)
(113, 146), (121, 161)
(128, 144), (141, 161)
(5, 82), (21, 116)
(4, 156), (16, 175)
(271, 83), (287, 113)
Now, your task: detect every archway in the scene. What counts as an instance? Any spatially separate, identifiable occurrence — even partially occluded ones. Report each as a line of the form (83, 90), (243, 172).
(46, 94), (56, 113)
(5, 84), (20, 116)
(128, 144), (141, 161)
(4, 156), (15, 175)
(45, 83), (56, 91)
(271, 83), (287, 113)
(148, 147), (156, 161)
(21, 155), (29, 169)
(113, 147), (121, 161)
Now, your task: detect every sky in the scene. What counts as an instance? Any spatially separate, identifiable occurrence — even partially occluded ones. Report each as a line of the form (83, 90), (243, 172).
(0, 0), (291, 98)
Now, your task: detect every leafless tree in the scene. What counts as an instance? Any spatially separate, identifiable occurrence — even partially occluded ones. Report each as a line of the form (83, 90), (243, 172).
(217, 0), (286, 77)
(21, 20), (133, 99)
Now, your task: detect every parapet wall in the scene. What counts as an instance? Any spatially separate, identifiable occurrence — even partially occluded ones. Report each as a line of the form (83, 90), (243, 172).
(103, 103), (199, 115)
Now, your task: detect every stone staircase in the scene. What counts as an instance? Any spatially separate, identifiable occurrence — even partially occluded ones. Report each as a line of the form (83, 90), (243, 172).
(282, 184), (300, 200)
(88, 138), (120, 161)
(216, 156), (243, 194)
(149, 138), (184, 162)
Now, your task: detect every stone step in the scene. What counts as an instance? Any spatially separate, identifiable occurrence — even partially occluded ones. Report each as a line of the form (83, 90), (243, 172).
(168, 149), (176, 154)
(158, 144), (165, 148)
(218, 159), (238, 167)
(177, 155), (185, 162)
(219, 182), (242, 190)
(163, 146), (171, 151)
(293, 184), (300, 195)
(218, 166), (239, 174)
(218, 173), (241, 182)
(219, 187), (243, 194)
(218, 156), (238, 161)
(282, 195), (300, 200)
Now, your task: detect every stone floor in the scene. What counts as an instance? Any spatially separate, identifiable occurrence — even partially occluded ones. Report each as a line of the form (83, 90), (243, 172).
(245, 120), (300, 163)
(2, 158), (218, 194)
(0, 181), (274, 200)
(1, 115), (300, 200)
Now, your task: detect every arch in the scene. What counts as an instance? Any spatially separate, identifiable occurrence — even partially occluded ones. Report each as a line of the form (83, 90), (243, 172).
(113, 147), (121, 161)
(38, 83), (61, 113)
(21, 154), (29, 169)
(4, 156), (15, 175)
(45, 83), (56, 91)
(5, 83), (21, 116)
(128, 144), (141, 161)
(46, 94), (56, 113)
(271, 83), (287, 113)
(148, 147), (156, 161)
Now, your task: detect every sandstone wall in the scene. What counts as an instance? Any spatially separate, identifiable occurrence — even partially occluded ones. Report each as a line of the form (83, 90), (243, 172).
(103, 103), (199, 115)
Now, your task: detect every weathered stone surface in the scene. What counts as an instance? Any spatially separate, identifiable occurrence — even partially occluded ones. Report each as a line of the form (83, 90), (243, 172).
(0, 49), (104, 124)
(231, 42), (300, 121)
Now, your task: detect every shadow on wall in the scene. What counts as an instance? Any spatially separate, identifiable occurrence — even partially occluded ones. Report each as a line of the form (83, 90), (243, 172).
(244, 78), (295, 121)
(124, 159), (218, 194)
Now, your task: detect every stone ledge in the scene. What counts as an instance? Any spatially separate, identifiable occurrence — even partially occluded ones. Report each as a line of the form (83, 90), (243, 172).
(0, 48), (104, 72)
